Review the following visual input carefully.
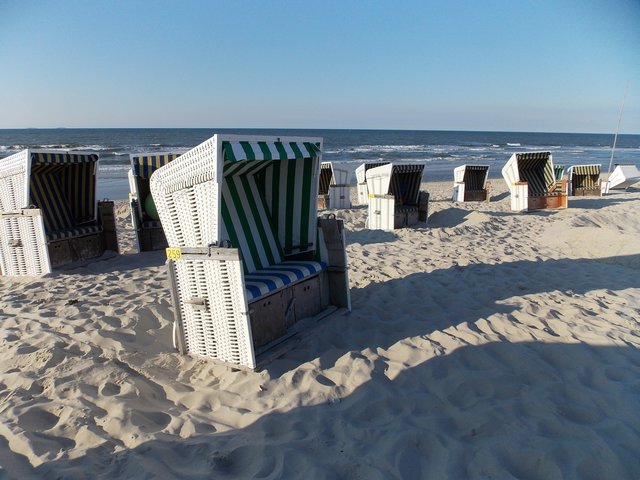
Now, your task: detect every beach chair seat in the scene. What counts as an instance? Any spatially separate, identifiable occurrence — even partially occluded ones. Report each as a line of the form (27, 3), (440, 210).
(567, 164), (601, 196)
(365, 163), (428, 230)
(244, 260), (327, 301)
(318, 162), (351, 209)
(354, 162), (389, 205)
(151, 135), (351, 370)
(0, 149), (118, 276)
(502, 152), (568, 212)
(128, 152), (182, 252)
(452, 165), (490, 202)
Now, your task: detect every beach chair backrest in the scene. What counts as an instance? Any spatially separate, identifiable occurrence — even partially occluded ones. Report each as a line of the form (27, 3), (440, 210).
(462, 165), (489, 191)
(222, 140), (320, 272)
(516, 152), (555, 195)
(28, 152), (99, 234)
(131, 153), (180, 180)
(389, 164), (424, 205)
(554, 165), (565, 180)
(130, 152), (181, 218)
(570, 164), (600, 190)
(151, 136), (322, 275)
(319, 162), (333, 195)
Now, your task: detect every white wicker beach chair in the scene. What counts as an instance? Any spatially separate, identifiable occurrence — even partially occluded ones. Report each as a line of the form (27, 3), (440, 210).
(501, 152), (568, 212)
(602, 164), (640, 193)
(149, 135), (351, 370)
(354, 162), (389, 205)
(128, 152), (182, 251)
(567, 164), (601, 196)
(318, 162), (351, 209)
(365, 163), (429, 230)
(452, 165), (490, 202)
(0, 149), (118, 276)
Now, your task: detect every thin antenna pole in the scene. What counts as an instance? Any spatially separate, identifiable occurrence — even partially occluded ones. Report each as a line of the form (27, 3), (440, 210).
(607, 82), (629, 176)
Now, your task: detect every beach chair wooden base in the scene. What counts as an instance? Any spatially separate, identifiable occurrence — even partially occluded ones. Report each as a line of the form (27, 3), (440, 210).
(48, 233), (105, 268)
(571, 187), (601, 197)
(137, 227), (168, 252)
(464, 190), (488, 202)
(528, 194), (568, 211)
(250, 271), (330, 349)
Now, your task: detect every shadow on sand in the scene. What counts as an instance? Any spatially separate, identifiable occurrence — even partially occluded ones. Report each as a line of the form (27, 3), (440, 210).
(4, 255), (639, 478)
(20, 341), (640, 479)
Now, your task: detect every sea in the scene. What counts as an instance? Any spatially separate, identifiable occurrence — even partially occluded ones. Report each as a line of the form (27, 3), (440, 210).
(1, 128), (638, 200)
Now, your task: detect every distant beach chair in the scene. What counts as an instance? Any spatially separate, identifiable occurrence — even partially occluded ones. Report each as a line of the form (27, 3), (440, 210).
(318, 162), (351, 209)
(452, 165), (490, 202)
(602, 164), (640, 193)
(354, 162), (389, 205)
(128, 152), (182, 251)
(150, 135), (351, 370)
(365, 163), (429, 230)
(0, 149), (118, 276)
(501, 152), (568, 212)
(555, 164), (565, 180)
(567, 164), (601, 196)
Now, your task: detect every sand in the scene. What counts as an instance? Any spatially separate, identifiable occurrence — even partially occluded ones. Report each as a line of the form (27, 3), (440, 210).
(0, 181), (639, 479)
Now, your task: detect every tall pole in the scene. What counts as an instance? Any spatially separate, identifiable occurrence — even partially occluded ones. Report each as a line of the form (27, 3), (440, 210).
(607, 82), (629, 177)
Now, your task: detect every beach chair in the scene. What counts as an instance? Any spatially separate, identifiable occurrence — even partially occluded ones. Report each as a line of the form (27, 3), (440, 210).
(318, 162), (351, 209)
(149, 135), (351, 370)
(365, 163), (429, 230)
(602, 164), (640, 193)
(555, 165), (565, 180)
(0, 149), (118, 276)
(354, 162), (389, 205)
(452, 165), (490, 202)
(567, 164), (601, 196)
(128, 152), (182, 251)
(501, 152), (568, 212)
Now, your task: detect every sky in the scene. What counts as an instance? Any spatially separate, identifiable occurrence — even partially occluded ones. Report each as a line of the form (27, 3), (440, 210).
(0, 0), (639, 133)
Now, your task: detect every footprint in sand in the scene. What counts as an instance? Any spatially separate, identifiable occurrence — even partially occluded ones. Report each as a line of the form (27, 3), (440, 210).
(130, 410), (171, 433)
(99, 382), (121, 396)
(18, 407), (59, 432)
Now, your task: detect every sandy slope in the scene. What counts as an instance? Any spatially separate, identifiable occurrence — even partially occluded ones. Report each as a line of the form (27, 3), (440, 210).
(0, 181), (639, 479)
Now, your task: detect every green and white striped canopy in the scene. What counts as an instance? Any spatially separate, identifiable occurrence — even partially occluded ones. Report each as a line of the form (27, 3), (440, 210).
(219, 140), (321, 274)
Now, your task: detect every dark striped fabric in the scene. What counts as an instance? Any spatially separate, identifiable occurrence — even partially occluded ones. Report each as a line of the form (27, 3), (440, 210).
(47, 225), (102, 242)
(318, 163), (332, 195)
(131, 153), (180, 179)
(30, 152), (97, 165)
(571, 165), (600, 189)
(389, 164), (424, 206)
(29, 153), (98, 236)
(220, 141), (320, 274)
(555, 165), (565, 180)
(462, 165), (488, 191)
(364, 162), (390, 173)
(516, 152), (555, 195)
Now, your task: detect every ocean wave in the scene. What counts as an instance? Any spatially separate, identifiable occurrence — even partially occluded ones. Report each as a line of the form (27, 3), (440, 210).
(506, 143), (521, 147)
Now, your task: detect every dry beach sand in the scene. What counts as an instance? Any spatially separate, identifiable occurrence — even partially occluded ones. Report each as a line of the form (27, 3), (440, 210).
(0, 181), (639, 478)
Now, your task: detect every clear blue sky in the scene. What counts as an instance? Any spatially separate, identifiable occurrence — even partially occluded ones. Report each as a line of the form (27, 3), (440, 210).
(1, 0), (638, 133)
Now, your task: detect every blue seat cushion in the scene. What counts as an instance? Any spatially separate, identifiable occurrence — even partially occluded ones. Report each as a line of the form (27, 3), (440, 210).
(244, 260), (327, 301)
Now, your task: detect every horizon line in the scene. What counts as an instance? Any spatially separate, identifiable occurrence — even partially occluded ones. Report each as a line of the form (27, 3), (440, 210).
(0, 127), (638, 136)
